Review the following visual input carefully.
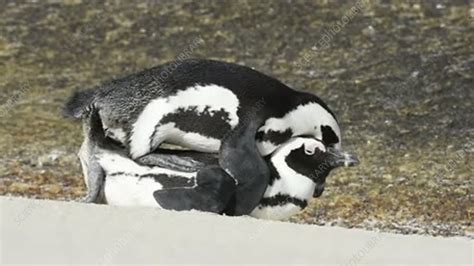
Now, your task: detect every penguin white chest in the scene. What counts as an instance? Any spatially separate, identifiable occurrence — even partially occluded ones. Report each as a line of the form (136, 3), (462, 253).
(250, 144), (317, 220)
(98, 153), (196, 207)
(104, 174), (164, 207)
(250, 203), (305, 220)
(130, 84), (240, 158)
(250, 179), (315, 220)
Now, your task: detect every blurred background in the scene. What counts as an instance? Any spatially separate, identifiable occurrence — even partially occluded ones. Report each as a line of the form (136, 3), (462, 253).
(0, 0), (472, 237)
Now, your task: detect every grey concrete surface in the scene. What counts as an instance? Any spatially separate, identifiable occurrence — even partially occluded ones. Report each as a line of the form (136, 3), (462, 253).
(0, 196), (472, 265)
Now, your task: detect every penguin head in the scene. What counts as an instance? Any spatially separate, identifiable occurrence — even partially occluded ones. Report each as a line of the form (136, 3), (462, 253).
(271, 137), (359, 198)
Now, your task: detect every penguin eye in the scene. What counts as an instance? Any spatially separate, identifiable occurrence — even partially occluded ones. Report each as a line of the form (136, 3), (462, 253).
(304, 147), (315, 156)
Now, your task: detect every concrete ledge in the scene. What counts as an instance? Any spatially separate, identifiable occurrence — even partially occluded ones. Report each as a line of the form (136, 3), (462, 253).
(0, 197), (472, 264)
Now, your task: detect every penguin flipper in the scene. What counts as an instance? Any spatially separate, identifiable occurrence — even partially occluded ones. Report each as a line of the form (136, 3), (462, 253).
(136, 152), (211, 173)
(153, 166), (236, 213)
(154, 188), (224, 212)
(62, 88), (96, 119)
(81, 157), (105, 203)
(219, 121), (270, 215)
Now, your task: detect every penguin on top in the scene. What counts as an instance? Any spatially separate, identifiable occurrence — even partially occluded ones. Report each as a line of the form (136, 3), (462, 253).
(63, 59), (359, 215)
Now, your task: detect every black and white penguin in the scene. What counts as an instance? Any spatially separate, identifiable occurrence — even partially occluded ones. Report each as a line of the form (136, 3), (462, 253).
(97, 136), (357, 220)
(64, 59), (357, 215)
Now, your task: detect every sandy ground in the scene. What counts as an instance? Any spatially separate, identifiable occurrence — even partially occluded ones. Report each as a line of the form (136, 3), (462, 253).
(2, 197), (472, 264)
(0, 1), (472, 237)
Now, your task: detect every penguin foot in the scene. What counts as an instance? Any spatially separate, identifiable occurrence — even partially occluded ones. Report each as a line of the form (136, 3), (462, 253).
(80, 194), (98, 203)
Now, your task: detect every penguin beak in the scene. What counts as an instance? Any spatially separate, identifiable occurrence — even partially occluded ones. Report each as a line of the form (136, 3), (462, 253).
(313, 183), (325, 197)
(327, 147), (360, 168)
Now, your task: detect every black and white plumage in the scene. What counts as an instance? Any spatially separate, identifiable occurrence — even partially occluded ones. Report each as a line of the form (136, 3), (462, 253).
(64, 59), (357, 215)
(97, 136), (354, 220)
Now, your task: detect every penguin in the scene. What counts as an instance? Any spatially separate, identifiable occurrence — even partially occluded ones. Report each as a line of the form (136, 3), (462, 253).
(63, 59), (356, 215)
(97, 136), (358, 220)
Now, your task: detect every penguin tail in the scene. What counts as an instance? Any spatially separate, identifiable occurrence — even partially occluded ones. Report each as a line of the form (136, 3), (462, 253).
(86, 103), (124, 151)
(62, 88), (96, 119)
(86, 105), (107, 145)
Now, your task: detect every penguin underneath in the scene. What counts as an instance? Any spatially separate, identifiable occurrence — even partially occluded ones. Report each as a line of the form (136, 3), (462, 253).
(63, 59), (358, 215)
(83, 106), (359, 219)
(99, 137), (348, 220)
